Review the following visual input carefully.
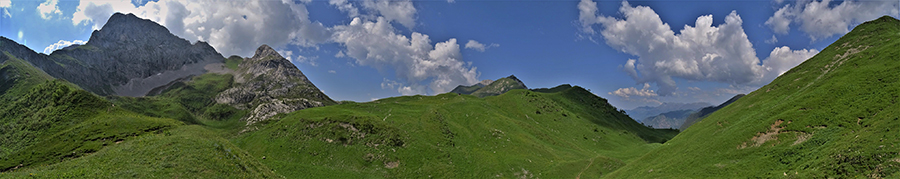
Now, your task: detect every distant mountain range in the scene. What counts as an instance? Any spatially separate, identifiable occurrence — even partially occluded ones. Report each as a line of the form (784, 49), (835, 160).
(625, 102), (710, 123)
(637, 94), (744, 130)
(678, 94), (744, 131)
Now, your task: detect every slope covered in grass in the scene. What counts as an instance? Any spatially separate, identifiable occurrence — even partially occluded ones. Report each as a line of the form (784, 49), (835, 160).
(605, 16), (900, 178)
(0, 53), (273, 177)
(235, 85), (675, 178)
(108, 73), (241, 125)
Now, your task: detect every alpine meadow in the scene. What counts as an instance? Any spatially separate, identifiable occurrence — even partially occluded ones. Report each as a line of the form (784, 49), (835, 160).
(1, 0), (899, 178)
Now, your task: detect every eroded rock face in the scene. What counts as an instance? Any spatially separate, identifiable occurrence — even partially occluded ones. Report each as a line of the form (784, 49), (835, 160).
(216, 45), (335, 126)
(38, 13), (222, 96)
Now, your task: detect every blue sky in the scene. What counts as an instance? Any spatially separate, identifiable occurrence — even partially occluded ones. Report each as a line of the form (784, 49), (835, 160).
(1, 0), (897, 109)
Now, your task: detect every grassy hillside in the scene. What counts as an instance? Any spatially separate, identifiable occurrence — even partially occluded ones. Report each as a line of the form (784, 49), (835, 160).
(235, 85), (675, 178)
(0, 55), (273, 177)
(678, 94), (744, 131)
(109, 73), (241, 125)
(605, 16), (900, 178)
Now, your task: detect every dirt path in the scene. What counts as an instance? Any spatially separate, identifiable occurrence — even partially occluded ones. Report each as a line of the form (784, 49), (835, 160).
(576, 156), (598, 179)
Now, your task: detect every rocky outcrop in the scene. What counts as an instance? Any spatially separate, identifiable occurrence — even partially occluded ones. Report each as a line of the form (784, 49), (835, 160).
(0, 13), (222, 96)
(451, 75), (525, 97)
(216, 45), (335, 126)
(469, 75), (528, 97)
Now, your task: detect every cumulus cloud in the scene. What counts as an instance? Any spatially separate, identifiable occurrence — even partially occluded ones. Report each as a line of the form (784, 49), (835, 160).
(765, 0), (899, 40)
(577, 0), (600, 34)
(71, 0), (331, 57)
(330, 0), (360, 18)
(333, 17), (479, 95)
(362, 0), (417, 29)
(43, 39), (86, 54)
(0, 1), (10, 8)
(464, 40), (499, 52)
(765, 4), (793, 34)
(579, 0), (818, 96)
(72, 0), (133, 30)
(609, 83), (658, 98)
(38, 0), (61, 19)
(762, 46), (819, 77)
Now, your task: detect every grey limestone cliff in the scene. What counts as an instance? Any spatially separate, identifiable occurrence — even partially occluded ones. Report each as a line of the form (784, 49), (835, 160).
(0, 12), (222, 96)
(216, 45), (336, 126)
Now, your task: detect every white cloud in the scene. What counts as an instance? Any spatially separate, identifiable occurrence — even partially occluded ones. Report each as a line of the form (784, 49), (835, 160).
(43, 39), (86, 54)
(295, 55), (318, 67)
(464, 40), (499, 52)
(579, 0), (819, 96)
(765, 4), (793, 34)
(381, 78), (401, 89)
(71, 0), (331, 57)
(335, 51), (346, 58)
(580, 1), (764, 95)
(577, 0), (600, 34)
(333, 17), (479, 95)
(329, 0), (359, 18)
(762, 46), (818, 77)
(609, 83), (658, 98)
(0, 1), (11, 8)
(765, 0), (899, 40)
(2, 9), (10, 18)
(362, 0), (417, 29)
(72, 0), (134, 30)
(688, 87), (701, 91)
(278, 50), (294, 61)
(328, 70), (336, 74)
(38, 0), (61, 19)
(765, 35), (778, 44)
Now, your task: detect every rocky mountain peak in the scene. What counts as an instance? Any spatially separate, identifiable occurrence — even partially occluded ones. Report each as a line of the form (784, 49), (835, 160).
(252, 44), (281, 59)
(88, 13), (181, 49)
(504, 75), (526, 89)
(478, 79), (494, 86)
(216, 45), (335, 127)
(4, 12), (225, 96)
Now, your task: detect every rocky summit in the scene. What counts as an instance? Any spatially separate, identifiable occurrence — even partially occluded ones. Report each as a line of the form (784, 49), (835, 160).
(0, 13), (222, 96)
(216, 45), (336, 127)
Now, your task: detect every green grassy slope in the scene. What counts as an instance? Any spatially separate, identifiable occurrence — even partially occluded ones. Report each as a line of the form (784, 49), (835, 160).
(605, 16), (900, 178)
(0, 56), (273, 177)
(235, 85), (675, 178)
(108, 73), (241, 125)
